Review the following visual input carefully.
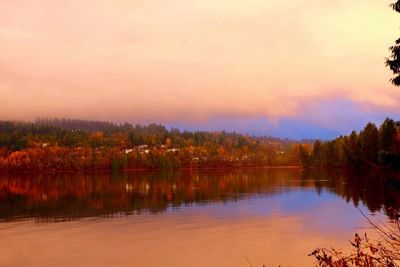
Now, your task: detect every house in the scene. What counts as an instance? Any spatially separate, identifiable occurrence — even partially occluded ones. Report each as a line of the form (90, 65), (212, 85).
(124, 149), (134, 154)
(139, 149), (150, 154)
(136, 145), (148, 150)
(167, 148), (180, 153)
(41, 143), (49, 148)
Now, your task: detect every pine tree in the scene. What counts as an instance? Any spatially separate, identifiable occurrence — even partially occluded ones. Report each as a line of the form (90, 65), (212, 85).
(386, 1), (400, 85)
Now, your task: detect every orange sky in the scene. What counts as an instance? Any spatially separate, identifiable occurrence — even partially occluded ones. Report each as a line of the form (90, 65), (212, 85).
(0, 0), (400, 136)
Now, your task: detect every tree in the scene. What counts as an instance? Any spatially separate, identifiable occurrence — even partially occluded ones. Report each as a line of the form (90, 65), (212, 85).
(379, 118), (397, 152)
(311, 140), (323, 167)
(378, 118), (400, 168)
(88, 132), (105, 148)
(359, 122), (379, 164)
(299, 145), (311, 168)
(343, 131), (363, 167)
(386, 1), (400, 85)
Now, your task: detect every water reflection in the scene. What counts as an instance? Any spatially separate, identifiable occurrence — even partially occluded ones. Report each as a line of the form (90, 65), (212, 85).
(0, 168), (399, 222)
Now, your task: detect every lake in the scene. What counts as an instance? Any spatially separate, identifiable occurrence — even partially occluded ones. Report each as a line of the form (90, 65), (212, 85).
(0, 168), (399, 266)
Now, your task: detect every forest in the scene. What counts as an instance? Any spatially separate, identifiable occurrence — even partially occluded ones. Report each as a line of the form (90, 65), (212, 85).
(1, 118), (399, 172)
(299, 118), (400, 170)
(0, 118), (312, 172)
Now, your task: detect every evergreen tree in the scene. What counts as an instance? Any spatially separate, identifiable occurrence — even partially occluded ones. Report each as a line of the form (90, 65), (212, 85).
(299, 145), (311, 168)
(386, 1), (400, 85)
(311, 140), (323, 167)
(359, 123), (379, 164)
(379, 118), (397, 152)
(343, 131), (362, 167)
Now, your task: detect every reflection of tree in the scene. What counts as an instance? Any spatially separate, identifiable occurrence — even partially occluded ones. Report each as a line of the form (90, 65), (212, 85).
(0, 169), (399, 222)
(302, 169), (400, 218)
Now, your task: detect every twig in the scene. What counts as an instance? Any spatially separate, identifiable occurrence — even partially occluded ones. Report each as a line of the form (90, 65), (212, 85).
(244, 255), (255, 267)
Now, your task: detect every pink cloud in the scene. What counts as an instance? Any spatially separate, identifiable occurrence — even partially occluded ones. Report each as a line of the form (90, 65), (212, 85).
(0, 0), (399, 124)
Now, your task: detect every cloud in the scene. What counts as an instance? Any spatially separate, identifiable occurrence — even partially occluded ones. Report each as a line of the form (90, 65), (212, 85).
(0, 0), (399, 134)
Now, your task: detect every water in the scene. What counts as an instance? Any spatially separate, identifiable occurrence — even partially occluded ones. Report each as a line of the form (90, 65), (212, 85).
(0, 168), (398, 266)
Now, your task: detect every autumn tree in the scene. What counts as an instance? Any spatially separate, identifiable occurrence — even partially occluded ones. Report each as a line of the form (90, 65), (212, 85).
(88, 132), (105, 148)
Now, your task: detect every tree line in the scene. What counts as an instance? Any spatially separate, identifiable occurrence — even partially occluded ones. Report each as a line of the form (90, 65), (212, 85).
(299, 118), (400, 170)
(2, 118), (399, 172)
(0, 119), (312, 172)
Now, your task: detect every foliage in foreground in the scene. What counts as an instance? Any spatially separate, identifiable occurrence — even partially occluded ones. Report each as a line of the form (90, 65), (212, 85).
(310, 209), (400, 266)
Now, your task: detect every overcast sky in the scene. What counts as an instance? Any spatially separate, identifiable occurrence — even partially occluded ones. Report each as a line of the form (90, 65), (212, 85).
(1, 0), (400, 138)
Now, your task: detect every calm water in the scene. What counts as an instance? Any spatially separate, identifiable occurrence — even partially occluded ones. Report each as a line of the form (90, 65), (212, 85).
(0, 168), (399, 266)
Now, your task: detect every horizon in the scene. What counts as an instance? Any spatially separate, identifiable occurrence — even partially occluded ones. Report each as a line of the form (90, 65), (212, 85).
(1, 116), (396, 141)
(1, 0), (400, 139)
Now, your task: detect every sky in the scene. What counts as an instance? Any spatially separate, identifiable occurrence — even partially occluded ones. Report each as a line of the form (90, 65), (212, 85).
(0, 0), (400, 139)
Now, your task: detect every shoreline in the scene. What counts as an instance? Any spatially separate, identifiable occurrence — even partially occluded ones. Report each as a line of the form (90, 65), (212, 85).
(0, 165), (303, 175)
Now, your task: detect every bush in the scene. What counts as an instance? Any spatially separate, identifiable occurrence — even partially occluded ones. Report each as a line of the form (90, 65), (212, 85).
(310, 209), (400, 266)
